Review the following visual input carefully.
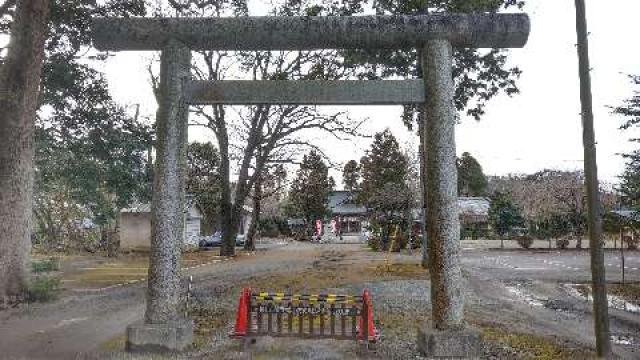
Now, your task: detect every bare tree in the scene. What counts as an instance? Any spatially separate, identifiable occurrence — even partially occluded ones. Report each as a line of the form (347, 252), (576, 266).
(0, 0), (49, 301)
(190, 75), (361, 256)
(245, 164), (287, 251)
(160, 0), (364, 256)
(490, 170), (588, 245)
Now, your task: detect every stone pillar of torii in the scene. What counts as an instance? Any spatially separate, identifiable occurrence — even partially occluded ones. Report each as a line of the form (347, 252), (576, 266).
(92, 14), (530, 356)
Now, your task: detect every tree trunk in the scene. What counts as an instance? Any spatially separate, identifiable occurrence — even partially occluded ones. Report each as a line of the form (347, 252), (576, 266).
(222, 205), (242, 255)
(383, 222), (390, 251)
(0, 0), (49, 301)
(217, 125), (236, 257)
(107, 214), (120, 257)
(576, 234), (583, 249)
(245, 175), (262, 251)
(575, 213), (583, 249)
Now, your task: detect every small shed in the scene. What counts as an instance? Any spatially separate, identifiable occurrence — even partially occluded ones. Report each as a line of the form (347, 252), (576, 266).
(458, 197), (490, 240)
(119, 196), (203, 250)
(458, 197), (490, 225)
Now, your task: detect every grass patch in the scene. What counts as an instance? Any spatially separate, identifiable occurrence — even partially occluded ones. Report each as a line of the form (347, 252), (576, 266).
(25, 277), (62, 302)
(62, 251), (224, 290)
(190, 303), (234, 349)
(481, 325), (595, 360)
(32, 257), (60, 273)
(377, 310), (426, 333)
(373, 262), (426, 277)
(573, 282), (640, 305)
(608, 282), (640, 302)
(246, 260), (426, 294)
(99, 333), (126, 350)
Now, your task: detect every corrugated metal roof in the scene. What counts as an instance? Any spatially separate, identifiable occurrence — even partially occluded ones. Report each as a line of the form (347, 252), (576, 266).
(458, 197), (490, 217)
(121, 194), (200, 214)
(611, 209), (640, 222)
(120, 203), (152, 213)
(328, 191), (367, 215)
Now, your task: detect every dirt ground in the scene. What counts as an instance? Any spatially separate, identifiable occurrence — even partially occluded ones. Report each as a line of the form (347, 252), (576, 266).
(31, 249), (225, 291)
(1, 240), (639, 359)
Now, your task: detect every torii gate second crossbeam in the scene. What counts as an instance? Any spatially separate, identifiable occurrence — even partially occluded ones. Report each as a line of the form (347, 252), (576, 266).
(92, 14), (530, 357)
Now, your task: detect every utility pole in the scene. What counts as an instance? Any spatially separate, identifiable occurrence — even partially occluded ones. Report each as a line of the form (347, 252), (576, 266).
(574, 0), (611, 356)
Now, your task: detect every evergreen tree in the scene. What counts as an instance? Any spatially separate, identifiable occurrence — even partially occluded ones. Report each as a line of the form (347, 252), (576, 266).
(359, 130), (411, 249)
(342, 160), (360, 191)
(187, 142), (221, 235)
(615, 75), (640, 206)
(488, 191), (525, 238)
(342, 0), (525, 125)
(457, 152), (488, 197)
(2, 0), (151, 252)
(288, 151), (335, 228)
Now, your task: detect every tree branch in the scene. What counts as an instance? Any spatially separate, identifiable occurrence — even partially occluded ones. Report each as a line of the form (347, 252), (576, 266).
(0, 0), (16, 18)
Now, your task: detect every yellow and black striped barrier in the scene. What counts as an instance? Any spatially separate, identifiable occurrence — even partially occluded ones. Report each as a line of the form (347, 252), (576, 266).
(251, 292), (362, 304)
(231, 288), (378, 344)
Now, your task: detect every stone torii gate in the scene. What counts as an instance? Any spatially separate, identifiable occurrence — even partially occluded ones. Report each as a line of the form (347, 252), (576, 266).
(92, 14), (529, 356)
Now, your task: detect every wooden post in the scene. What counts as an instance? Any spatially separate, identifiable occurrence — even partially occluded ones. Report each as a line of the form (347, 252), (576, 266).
(319, 304), (325, 335)
(621, 242), (625, 285)
(330, 303), (336, 336)
(341, 303), (346, 336)
(351, 305), (357, 338)
(574, 0), (611, 356)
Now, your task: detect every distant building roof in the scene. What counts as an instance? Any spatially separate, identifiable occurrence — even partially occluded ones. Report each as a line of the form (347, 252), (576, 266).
(121, 203), (152, 213)
(326, 193), (490, 218)
(121, 194), (200, 214)
(412, 197), (490, 224)
(610, 209), (640, 222)
(328, 191), (367, 216)
(458, 197), (490, 217)
(287, 218), (305, 226)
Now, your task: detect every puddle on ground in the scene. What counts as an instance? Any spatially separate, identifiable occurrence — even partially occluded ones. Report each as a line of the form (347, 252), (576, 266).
(611, 334), (635, 346)
(504, 283), (546, 307)
(504, 282), (581, 314)
(564, 284), (640, 314)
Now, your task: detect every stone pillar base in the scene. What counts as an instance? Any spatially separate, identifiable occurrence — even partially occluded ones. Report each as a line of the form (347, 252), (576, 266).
(126, 320), (194, 353)
(417, 323), (482, 358)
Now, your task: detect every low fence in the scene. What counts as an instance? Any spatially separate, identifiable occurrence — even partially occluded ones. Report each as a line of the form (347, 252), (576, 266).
(231, 288), (378, 344)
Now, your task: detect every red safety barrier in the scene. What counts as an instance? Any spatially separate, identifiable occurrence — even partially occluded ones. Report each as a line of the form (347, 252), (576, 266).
(358, 289), (378, 342)
(230, 287), (378, 344)
(231, 287), (251, 337)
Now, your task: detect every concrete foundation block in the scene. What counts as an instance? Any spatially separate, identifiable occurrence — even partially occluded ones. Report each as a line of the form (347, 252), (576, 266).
(126, 320), (194, 353)
(417, 323), (482, 358)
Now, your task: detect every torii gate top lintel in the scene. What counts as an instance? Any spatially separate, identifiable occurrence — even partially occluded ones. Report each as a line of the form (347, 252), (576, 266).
(92, 14), (530, 52)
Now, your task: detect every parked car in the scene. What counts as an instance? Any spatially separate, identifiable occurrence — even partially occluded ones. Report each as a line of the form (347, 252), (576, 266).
(235, 234), (245, 247)
(199, 231), (222, 248)
(199, 232), (247, 248)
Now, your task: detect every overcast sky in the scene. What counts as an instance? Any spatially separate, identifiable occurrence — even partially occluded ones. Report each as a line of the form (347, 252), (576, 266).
(101, 1), (640, 187)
